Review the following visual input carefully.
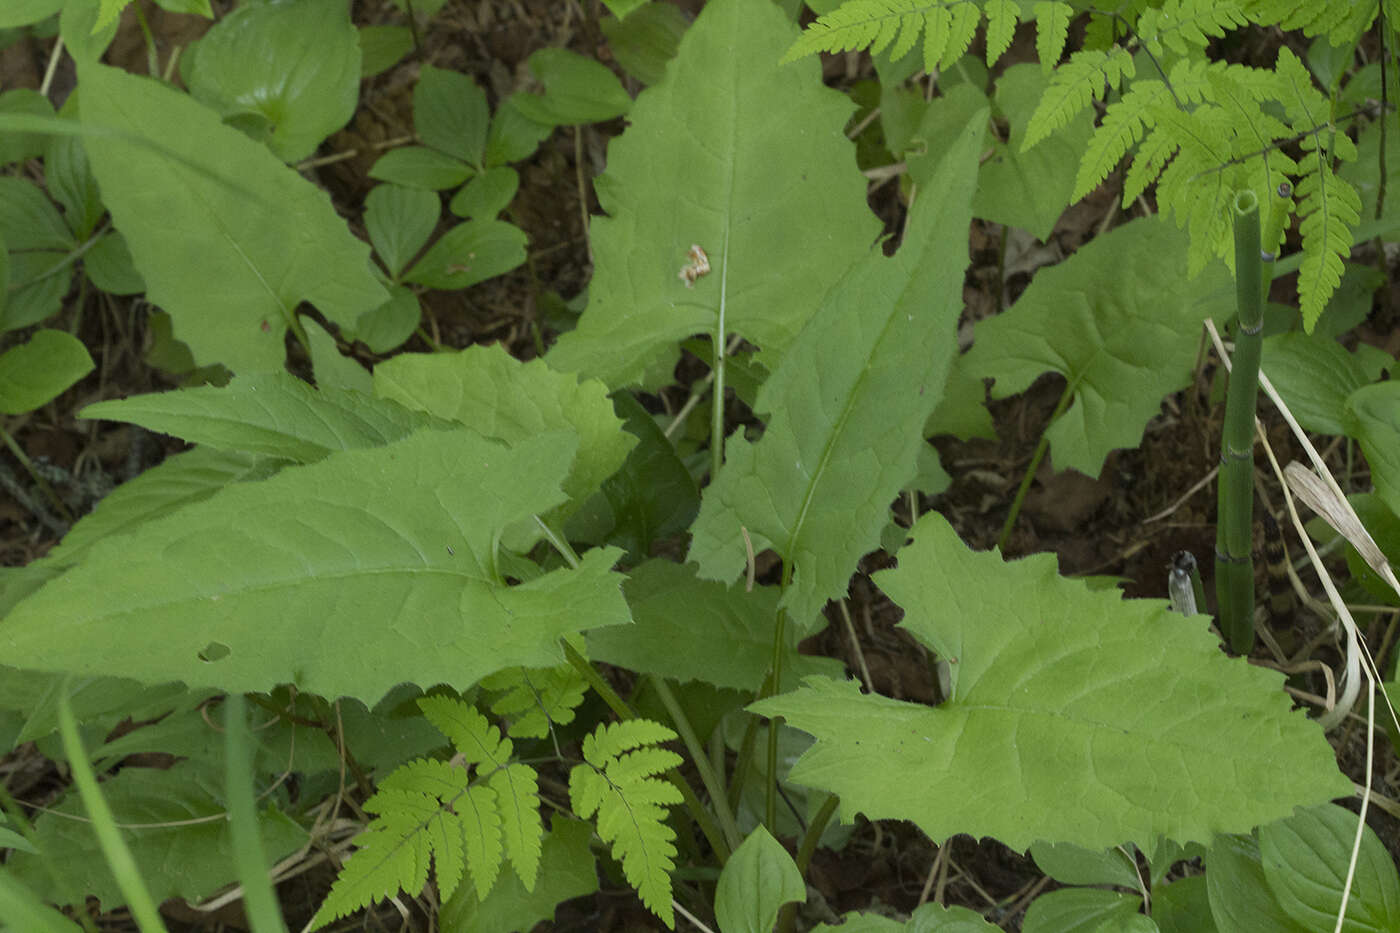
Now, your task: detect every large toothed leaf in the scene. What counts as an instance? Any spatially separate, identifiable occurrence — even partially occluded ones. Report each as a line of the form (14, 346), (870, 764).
(373, 344), (635, 520)
(752, 513), (1350, 853)
(0, 429), (628, 703)
(546, 0), (879, 389)
(962, 217), (1232, 477)
(687, 110), (984, 627)
(81, 372), (437, 463)
(76, 61), (387, 374)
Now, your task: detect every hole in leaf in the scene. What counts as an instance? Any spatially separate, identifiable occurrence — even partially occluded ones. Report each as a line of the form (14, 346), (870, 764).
(198, 641), (231, 662)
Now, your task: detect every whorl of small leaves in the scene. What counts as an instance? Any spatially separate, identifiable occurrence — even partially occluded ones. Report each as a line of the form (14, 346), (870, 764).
(780, 0), (1068, 71)
(310, 697), (542, 928)
(569, 719), (683, 928)
(481, 662), (588, 739)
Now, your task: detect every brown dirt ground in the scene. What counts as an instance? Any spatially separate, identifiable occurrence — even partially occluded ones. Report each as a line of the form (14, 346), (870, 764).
(3, 1), (1400, 931)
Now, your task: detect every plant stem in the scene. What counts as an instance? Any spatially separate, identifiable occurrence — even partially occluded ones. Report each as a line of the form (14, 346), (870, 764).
(223, 694), (289, 933)
(776, 793), (841, 933)
(1216, 189), (1263, 652)
(0, 426), (75, 524)
(710, 232), (731, 484)
(56, 678), (169, 933)
(995, 383), (1074, 552)
(650, 675), (744, 853)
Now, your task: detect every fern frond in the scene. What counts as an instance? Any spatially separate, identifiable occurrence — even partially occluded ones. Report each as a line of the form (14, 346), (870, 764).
(1295, 157), (1361, 329)
(310, 765), (469, 926)
(311, 698), (544, 929)
(481, 663), (587, 739)
(1243, 0), (1378, 45)
(1034, 0), (1074, 72)
(1136, 0), (1247, 56)
(940, 3), (982, 70)
(1123, 124), (1178, 203)
(570, 719), (683, 928)
(1074, 79), (1169, 200)
(1024, 46), (1136, 150)
(984, 0), (1018, 65)
(418, 695), (513, 769)
(782, 0), (933, 62)
(1149, 101), (1239, 272)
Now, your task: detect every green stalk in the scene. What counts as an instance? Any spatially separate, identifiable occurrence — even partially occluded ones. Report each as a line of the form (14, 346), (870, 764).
(649, 675), (743, 853)
(1216, 189), (1263, 653)
(995, 383), (1074, 552)
(56, 679), (169, 933)
(223, 694), (289, 933)
(776, 793), (840, 933)
(710, 236), (730, 484)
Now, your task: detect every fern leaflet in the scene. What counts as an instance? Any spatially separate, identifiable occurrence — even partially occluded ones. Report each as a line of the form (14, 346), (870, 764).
(1023, 46), (1136, 150)
(1243, 0), (1380, 45)
(783, 0), (1031, 70)
(570, 719), (683, 928)
(1135, 0), (1247, 56)
(310, 697), (542, 928)
(1033, 0), (1074, 72)
(481, 661), (588, 739)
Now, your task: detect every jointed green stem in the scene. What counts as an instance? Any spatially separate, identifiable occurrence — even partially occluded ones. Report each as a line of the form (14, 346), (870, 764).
(1216, 189), (1263, 652)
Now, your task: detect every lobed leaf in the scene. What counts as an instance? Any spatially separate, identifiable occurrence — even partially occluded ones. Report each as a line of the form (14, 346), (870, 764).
(754, 513), (1351, 854)
(962, 217), (1231, 477)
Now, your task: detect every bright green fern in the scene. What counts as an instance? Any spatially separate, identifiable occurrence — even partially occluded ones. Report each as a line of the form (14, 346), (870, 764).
(569, 719), (683, 928)
(309, 696), (542, 927)
(789, 0), (1377, 328)
(781, 0), (1074, 71)
(481, 660), (588, 739)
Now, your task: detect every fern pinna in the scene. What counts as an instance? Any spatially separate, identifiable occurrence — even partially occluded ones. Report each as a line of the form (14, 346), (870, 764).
(311, 688), (684, 928)
(788, 0), (1381, 329)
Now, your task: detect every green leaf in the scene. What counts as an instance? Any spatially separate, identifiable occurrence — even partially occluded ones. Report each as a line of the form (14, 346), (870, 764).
(1022, 888), (1142, 933)
(600, 2), (687, 86)
(40, 447), (275, 572)
(415, 65), (490, 166)
(588, 560), (844, 691)
(0, 89), (55, 166)
(483, 97), (553, 167)
(963, 217), (1231, 477)
(5, 759), (306, 911)
(752, 513), (1351, 853)
(1033, 0), (1072, 71)
(359, 25), (413, 78)
(403, 219), (527, 290)
(512, 48), (631, 126)
(369, 145), (475, 190)
(1206, 834), (1312, 933)
(81, 372), (434, 463)
(45, 135), (103, 240)
(304, 317), (372, 394)
(985, 0), (1019, 66)
(373, 344), (635, 522)
(687, 110), (984, 626)
(1261, 332), (1389, 436)
(714, 825), (805, 933)
(975, 63), (1092, 240)
(449, 167), (520, 220)
(0, 429), (629, 703)
(1346, 382), (1400, 519)
(0, 177), (74, 251)
(812, 902), (1005, 931)
(1153, 876), (1218, 933)
(84, 230), (145, 295)
(0, 0), (63, 28)
(4, 250), (70, 332)
(569, 719), (682, 928)
(1259, 803), (1400, 933)
(77, 61), (387, 374)
(438, 816), (600, 933)
(0, 330), (94, 415)
(547, 0), (880, 388)
(184, 0), (360, 162)
(1030, 841), (1142, 890)
(0, 867), (83, 933)
(365, 183), (440, 280)
(349, 284), (420, 353)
